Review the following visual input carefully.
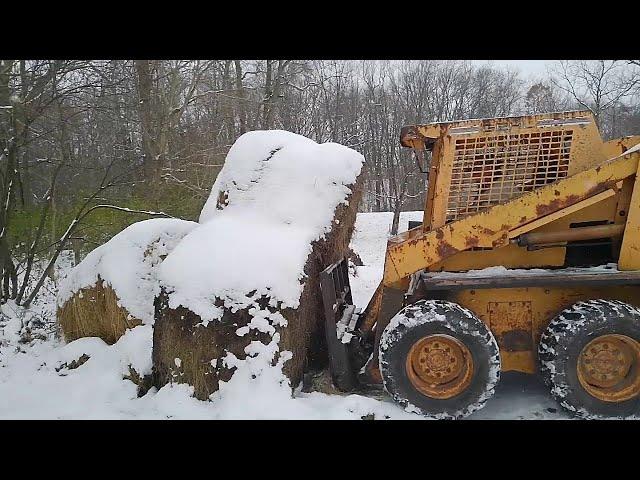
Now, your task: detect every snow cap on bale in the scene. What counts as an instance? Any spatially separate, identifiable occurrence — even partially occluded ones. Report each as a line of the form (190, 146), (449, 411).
(57, 218), (198, 343)
(160, 130), (364, 323)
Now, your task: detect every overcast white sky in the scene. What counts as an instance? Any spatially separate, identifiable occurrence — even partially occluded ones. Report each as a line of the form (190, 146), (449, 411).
(472, 60), (552, 79)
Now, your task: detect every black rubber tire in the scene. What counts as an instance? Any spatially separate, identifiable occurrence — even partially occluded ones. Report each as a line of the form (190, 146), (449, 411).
(379, 300), (501, 419)
(539, 299), (640, 419)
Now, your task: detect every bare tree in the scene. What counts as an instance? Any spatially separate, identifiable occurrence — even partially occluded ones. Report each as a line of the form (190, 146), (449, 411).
(6, 58), (640, 315)
(524, 81), (567, 114)
(550, 60), (640, 134)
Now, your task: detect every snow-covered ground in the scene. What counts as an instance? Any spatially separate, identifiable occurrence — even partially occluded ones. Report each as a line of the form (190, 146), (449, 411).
(348, 211), (423, 309)
(0, 212), (572, 420)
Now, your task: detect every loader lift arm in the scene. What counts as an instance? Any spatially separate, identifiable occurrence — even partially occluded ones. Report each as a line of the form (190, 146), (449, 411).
(383, 147), (640, 287)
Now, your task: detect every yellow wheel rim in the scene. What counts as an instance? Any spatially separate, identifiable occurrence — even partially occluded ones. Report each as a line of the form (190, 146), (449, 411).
(405, 334), (474, 400)
(577, 334), (640, 403)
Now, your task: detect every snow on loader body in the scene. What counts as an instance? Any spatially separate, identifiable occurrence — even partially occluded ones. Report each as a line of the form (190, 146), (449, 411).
(321, 111), (640, 419)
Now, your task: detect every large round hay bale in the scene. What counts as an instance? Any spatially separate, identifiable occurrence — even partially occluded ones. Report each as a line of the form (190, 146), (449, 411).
(57, 218), (197, 344)
(58, 279), (141, 344)
(152, 130), (365, 400)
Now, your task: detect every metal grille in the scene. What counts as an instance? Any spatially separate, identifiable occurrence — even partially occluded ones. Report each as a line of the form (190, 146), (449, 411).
(446, 129), (573, 223)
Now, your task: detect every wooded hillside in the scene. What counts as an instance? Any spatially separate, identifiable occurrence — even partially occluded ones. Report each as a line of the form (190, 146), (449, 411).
(1, 59), (639, 305)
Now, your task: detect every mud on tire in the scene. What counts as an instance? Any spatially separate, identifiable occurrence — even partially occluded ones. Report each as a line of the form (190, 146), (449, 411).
(379, 300), (501, 419)
(539, 299), (640, 419)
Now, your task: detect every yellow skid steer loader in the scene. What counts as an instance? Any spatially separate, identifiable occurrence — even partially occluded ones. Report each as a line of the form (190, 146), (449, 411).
(320, 110), (640, 419)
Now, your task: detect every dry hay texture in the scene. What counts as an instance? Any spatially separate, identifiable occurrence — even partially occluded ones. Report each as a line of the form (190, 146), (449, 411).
(153, 176), (364, 400)
(56, 218), (197, 346)
(57, 279), (141, 345)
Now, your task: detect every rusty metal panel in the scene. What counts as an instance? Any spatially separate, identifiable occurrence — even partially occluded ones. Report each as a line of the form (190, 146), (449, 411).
(450, 284), (640, 374)
(489, 301), (533, 352)
(431, 135), (456, 229)
(507, 188), (618, 239)
(423, 137), (444, 230)
(602, 135), (640, 159)
(427, 242), (566, 272)
(619, 150), (640, 270)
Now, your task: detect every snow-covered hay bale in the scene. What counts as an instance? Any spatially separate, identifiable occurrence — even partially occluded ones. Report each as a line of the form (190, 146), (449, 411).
(58, 280), (139, 345)
(153, 130), (364, 400)
(57, 218), (198, 344)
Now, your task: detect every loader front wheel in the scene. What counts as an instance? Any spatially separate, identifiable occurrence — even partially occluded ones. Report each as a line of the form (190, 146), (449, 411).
(379, 300), (500, 419)
(539, 299), (640, 419)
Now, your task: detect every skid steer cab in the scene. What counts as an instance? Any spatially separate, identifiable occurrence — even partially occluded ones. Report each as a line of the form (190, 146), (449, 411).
(320, 110), (640, 419)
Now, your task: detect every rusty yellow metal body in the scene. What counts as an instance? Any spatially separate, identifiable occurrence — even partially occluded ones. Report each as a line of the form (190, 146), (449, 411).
(362, 110), (640, 378)
(449, 285), (640, 373)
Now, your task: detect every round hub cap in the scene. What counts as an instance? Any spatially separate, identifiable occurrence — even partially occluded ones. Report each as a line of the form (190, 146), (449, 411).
(577, 334), (640, 403)
(405, 334), (474, 399)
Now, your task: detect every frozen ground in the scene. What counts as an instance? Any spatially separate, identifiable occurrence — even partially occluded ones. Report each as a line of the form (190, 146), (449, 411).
(0, 212), (573, 420)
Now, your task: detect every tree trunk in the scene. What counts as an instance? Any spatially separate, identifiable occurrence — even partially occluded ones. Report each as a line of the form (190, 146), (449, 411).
(262, 60), (273, 129)
(134, 60), (158, 182)
(390, 196), (403, 235)
(0, 60), (18, 302)
(235, 60), (247, 135)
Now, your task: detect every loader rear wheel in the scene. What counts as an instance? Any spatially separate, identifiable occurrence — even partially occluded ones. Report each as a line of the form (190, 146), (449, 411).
(379, 300), (500, 419)
(539, 300), (640, 419)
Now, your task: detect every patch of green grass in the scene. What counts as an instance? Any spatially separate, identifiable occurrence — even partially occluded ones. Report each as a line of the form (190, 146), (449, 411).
(9, 183), (206, 262)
